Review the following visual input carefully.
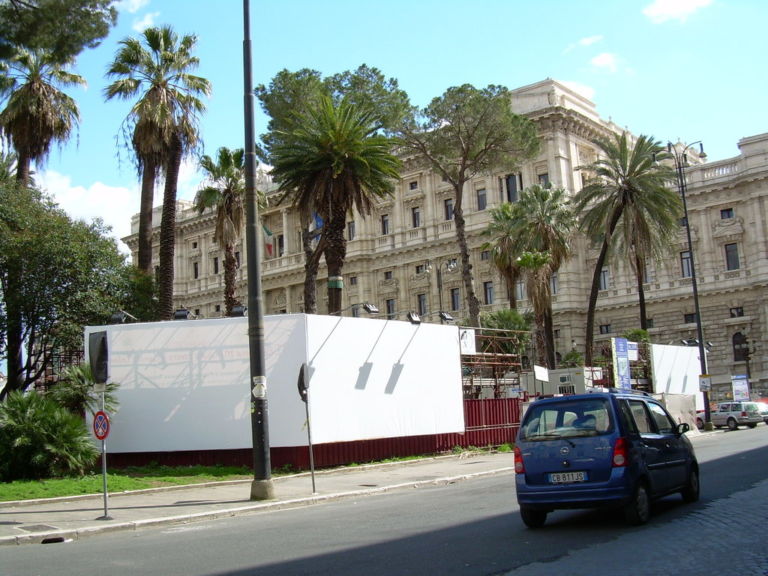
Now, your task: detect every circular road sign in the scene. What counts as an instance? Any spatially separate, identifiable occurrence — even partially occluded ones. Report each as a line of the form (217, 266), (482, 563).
(93, 410), (110, 440)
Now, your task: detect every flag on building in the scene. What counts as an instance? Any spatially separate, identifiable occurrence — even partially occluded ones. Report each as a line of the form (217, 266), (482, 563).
(263, 224), (274, 257)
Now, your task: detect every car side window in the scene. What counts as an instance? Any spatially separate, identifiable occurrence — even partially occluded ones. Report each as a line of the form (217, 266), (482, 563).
(627, 400), (654, 434)
(618, 400), (639, 434)
(647, 402), (675, 434)
(719, 404), (730, 412)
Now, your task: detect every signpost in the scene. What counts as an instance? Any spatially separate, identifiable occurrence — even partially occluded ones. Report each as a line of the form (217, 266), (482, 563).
(93, 409), (112, 520)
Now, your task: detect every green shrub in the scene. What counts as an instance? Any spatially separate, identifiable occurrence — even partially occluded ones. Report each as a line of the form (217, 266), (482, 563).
(0, 391), (99, 481)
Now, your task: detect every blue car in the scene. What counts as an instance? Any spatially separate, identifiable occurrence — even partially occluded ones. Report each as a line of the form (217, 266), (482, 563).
(514, 389), (699, 528)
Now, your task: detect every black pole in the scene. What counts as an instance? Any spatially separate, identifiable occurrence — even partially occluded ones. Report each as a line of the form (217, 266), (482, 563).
(243, 0), (273, 500)
(673, 142), (710, 425)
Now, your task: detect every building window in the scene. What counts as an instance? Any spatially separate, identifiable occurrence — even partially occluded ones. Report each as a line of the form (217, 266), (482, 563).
(550, 272), (559, 295)
(476, 188), (487, 211)
(732, 331), (749, 362)
(277, 234), (285, 256)
(444, 198), (454, 221)
(483, 281), (494, 305)
(725, 243), (740, 270)
(647, 318), (654, 328)
(351, 305), (361, 318)
(193, 262), (199, 279)
(729, 306), (744, 318)
(480, 250), (490, 261)
(680, 251), (692, 278)
(684, 312), (697, 324)
(215, 304), (221, 313)
(213, 257), (219, 275)
(417, 293), (427, 316)
(384, 270), (393, 280)
(192, 241), (198, 249)
(538, 172), (550, 188)
(599, 267), (610, 291)
(450, 288), (460, 311)
(720, 207), (734, 219)
(347, 221), (356, 241)
(515, 279), (526, 301)
(503, 174), (519, 202)
(411, 206), (421, 228)
(409, 180), (419, 190)
(599, 324), (612, 334)
(386, 299), (396, 319)
(381, 214), (390, 235)
(235, 251), (240, 268)
(415, 263), (426, 275)
(349, 276), (358, 286)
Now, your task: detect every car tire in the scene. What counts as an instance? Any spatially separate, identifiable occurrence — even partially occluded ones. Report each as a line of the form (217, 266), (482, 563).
(520, 507), (547, 529)
(681, 468), (700, 503)
(727, 418), (738, 431)
(696, 417), (704, 430)
(624, 483), (650, 525)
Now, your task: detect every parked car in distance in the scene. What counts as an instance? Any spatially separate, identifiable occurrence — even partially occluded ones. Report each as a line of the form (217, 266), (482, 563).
(515, 389), (699, 528)
(757, 402), (768, 424)
(710, 401), (763, 430)
(696, 410), (705, 430)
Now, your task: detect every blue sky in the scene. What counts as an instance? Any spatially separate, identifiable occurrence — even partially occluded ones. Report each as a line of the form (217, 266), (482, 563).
(21, 0), (767, 252)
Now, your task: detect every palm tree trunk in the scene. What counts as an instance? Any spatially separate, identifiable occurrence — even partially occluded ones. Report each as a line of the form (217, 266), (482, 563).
(584, 208), (624, 366)
(301, 227), (324, 314)
(635, 253), (648, 330)
(158, 134), (182, 321)
(137, 160), (157, 275)
(324, 210), (347, 315)
(223, 243), (238, 315)
(14, 152), (30, 187)
(544, 304), (556, 369)
(453, 198), (481, 326)
(505, 268), (518, 310)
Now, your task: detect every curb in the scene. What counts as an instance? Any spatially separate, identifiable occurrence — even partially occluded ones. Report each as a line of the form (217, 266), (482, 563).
(0, 463), (514, 546)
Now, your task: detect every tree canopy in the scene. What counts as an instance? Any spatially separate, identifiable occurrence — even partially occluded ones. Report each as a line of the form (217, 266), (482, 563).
(0, 182), (130, 398)
(0, 0), (117, 62)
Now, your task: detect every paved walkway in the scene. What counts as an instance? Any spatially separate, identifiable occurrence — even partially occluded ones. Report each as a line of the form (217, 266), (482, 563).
(0, 451), (515, 546)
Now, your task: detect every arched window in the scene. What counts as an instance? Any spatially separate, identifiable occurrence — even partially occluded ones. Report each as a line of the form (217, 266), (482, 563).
(732, 332), (749, 362)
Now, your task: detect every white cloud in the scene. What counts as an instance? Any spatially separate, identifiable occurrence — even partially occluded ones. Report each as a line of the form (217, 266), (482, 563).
(563, 34), (604, 54)
(114, 0), (150, 14)
(132, 11), (160, 32)
(39, 170), (138, 254)
(643, 0), (713, 23)
(591, 52), (619, 73)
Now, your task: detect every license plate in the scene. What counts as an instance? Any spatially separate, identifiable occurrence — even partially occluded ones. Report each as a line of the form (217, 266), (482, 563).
(549, 471), (587, 484)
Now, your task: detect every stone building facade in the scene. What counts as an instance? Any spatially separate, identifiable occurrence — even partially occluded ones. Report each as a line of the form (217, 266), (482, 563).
(123, 79), (767, 400)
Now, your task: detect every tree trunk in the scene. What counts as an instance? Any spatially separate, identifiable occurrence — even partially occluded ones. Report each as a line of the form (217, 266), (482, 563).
(301, 227), (324, 314)
(584, 207), (624, 366)
(158, 135), (182, 321)
(505, 268), (518, 310)
(223, 242), (239, 315)
(635, 253), (648, 330)
(137, 160), (157, 275)
(2, 269), (24, 399)
(453, 191), (480, 326)
(323, 208), (347, 315)
(14, 151), (30, 187)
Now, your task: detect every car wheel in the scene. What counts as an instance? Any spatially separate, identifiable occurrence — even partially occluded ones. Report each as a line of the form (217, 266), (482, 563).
(624, 483), (650, 525)
(520, 506), (547, 529)
(696, 417), (704, 430)
(681, 468), (700, 503)
(727, 418), (738, 431)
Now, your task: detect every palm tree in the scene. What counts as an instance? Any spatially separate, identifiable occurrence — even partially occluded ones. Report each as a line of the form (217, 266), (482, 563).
(573, 133), (677, 366)
(0, 49), (85, 186)
(104, 25), (211, 291)
(269, 95), (401, 314)
(193, 147), (247, 316)
(482, 202), (524, 309)
(513, 186), (575, 368)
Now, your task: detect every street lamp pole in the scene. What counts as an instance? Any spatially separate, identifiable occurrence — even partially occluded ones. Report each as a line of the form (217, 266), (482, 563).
(428, 259), (456, 324)
(669, 140), (710, 424)
(243, 0), (273, 500)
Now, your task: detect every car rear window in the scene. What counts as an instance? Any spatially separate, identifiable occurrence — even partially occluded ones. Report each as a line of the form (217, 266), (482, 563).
(519, 398), (612, 441)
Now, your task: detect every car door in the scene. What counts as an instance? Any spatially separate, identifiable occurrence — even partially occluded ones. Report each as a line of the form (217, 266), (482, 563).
(645, 400), (689, 490)
(625, 399), (672, 494)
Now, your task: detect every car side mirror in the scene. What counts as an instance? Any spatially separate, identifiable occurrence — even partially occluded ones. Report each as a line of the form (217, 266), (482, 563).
(676, 422), (690, 435)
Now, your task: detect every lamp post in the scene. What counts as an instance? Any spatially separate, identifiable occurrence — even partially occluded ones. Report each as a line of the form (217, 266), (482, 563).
(668, 140), (711, 425)
(427, 259), (456, 324)
(242, 0), (273, 500)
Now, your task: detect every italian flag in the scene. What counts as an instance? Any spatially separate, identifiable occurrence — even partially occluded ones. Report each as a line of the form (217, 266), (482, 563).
(263, 225), (274, 257)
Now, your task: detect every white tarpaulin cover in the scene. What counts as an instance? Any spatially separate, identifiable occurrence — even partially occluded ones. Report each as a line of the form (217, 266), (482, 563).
(85, 314), (464, 453)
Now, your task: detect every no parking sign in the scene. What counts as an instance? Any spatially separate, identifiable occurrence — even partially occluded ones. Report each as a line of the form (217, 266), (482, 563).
(93, 410), (110, 440)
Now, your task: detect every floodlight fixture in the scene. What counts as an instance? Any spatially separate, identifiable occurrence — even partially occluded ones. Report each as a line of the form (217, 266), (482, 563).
(406, 311), (421, 325)
(174, 308), (192, 320)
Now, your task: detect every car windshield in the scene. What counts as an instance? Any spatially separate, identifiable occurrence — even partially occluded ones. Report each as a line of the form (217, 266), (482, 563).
(519, 398), (613, 441)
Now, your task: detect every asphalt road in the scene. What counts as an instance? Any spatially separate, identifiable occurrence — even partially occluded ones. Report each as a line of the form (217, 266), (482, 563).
(4, 426), (768, 576)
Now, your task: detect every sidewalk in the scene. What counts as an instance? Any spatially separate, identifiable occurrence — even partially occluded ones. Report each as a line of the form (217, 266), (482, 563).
(0, 451), (516, 546)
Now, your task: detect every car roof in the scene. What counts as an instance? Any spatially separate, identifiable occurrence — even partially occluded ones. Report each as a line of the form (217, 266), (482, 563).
(530, 389), (653, 405)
